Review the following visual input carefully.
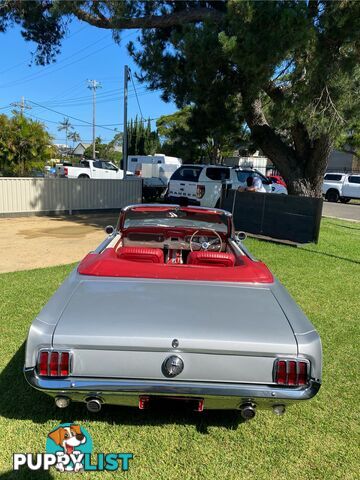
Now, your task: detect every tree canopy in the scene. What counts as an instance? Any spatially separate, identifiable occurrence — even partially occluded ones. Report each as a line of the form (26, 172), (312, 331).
(156, 107), (249, 163)
(0, 113), (53, 176)
(2, 1), (360, 195)
(127, 117), (160, 156)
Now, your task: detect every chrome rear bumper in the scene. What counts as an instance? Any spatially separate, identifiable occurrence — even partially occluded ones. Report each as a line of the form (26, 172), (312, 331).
(24, 368), (320, 410)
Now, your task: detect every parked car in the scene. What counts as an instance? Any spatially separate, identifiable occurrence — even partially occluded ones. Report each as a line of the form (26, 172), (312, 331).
(267, 175), (287, 188)
(127, 154), (182, 200)
(24, 204), (321, 420)
(322, 172), (360, 203)
(56, 159), (129, 179)
(167, 165), (287, 207)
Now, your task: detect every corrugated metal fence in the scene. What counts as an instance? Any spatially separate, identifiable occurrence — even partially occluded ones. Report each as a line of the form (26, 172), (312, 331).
(0, 177), (142, 215)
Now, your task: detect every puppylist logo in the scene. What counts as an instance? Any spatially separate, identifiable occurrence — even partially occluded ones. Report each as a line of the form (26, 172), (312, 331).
(13, 423), (133, 473)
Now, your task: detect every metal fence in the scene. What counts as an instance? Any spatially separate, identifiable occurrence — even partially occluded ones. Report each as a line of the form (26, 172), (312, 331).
(221, 189), (323, 244)
(0, 177), (142, 215)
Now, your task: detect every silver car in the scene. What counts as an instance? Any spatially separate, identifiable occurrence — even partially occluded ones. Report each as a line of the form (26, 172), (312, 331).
(24, 204), (322, 420)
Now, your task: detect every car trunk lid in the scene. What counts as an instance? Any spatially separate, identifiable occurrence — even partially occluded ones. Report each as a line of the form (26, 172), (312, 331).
(53, 278), (297, 356)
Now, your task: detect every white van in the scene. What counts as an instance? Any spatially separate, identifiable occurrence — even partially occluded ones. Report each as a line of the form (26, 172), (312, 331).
(127, 154), (182, 199)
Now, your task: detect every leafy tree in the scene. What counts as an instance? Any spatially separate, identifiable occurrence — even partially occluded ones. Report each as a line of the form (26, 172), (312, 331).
(2, 1), (360, 195)
(84, 135), (123, 165)
(0, 113), (53, 176)
(127, 117), (160, 155)
(57, 117), (73, 149)
(157, 107), (249, 163)
(335, 121), (360, 160)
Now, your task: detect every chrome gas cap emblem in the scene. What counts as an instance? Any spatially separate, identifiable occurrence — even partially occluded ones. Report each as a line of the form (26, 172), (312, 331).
(162, 355), (184, 378)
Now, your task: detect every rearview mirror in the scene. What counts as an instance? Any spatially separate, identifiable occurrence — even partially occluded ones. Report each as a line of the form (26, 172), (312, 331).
(105, 225), (114, 235)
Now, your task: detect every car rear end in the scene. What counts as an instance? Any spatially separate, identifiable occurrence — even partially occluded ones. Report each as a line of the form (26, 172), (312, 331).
(167, 165), (231, 207)
(167, 165), (206, 205)
(24, 275), (321, 419)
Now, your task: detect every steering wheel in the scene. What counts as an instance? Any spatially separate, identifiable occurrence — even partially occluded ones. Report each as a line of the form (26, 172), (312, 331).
(189, 229), (223, 252)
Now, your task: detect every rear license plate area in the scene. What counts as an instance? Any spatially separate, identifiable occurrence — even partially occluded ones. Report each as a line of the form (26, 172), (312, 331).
(139, 395), (204, 412)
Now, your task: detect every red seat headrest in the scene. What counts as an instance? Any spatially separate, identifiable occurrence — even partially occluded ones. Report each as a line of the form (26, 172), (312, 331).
(117, 246), (164, 264)
(187, 251), (235, 267)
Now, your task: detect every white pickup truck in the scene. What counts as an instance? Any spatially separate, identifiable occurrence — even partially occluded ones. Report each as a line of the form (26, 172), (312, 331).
(167, 164), (287, 207)
(56, 159), (128, 179)
(322, 172), (360, 202)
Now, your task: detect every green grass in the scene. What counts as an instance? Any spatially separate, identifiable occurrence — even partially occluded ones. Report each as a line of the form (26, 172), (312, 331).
(0, 218), (359, 479)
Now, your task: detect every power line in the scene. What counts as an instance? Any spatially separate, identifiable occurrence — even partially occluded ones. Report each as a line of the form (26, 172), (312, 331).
(0, 31), (136, 89)
(39, 80), (146, 105)
(0, 25), (88, 76)
(25, 108), (161, 129)
(130, 70), (144, 120)
(27, 99), (117, 132)
(38, 88), (153, 109)
(0, 36), (109, 88)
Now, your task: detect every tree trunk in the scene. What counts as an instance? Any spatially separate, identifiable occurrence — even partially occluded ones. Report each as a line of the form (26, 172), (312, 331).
(243, 97), (332, 197)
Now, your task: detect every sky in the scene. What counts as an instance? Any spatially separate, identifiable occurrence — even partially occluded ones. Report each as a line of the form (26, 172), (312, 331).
(0, 20), (177, 145)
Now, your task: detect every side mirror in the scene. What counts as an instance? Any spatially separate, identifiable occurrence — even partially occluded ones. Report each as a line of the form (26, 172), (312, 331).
(105, 225), (114, 235)
(236, 231), (247, 242)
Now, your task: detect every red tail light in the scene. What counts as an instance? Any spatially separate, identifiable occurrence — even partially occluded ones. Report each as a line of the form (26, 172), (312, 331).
(38, 351), (49, 376)
(37, 350), (71, 377)
(275, 360), (286, 384)
(274, 359), (309, 386)
(196, 185), (205, 198)
(64, 167), (68, 176)
(60, 352), (70, 376)
(135, 168), (141, 177)
(49, 352), (59, 376)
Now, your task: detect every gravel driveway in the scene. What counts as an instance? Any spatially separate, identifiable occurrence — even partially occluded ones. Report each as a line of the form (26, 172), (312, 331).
(0, 213), (118, 273)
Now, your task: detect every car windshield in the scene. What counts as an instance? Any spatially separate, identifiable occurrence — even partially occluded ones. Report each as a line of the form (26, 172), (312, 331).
(123, 207), (229, 233)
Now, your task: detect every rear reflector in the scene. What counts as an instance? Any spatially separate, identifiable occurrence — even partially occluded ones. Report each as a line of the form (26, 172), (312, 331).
(37, 350), (71, 377)
(274, 359), (309, 386)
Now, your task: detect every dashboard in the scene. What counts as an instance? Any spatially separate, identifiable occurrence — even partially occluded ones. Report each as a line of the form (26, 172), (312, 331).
(123, 232), (225, 251)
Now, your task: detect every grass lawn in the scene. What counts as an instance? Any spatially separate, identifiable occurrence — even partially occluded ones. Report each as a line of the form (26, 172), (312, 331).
(0, 218), (359, 479)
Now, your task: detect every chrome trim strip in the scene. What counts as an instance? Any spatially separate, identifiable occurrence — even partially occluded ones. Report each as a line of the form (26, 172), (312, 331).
(24, 368), (320, 401)
(93, 232), (118, 254)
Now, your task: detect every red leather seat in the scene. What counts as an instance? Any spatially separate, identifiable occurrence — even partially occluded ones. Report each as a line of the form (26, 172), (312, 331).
(187, 251), (235, 267)
(117, 247), (164, 263)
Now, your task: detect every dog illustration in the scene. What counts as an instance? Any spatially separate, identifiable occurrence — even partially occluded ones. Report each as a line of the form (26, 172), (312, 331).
(48, 424), (86, 472)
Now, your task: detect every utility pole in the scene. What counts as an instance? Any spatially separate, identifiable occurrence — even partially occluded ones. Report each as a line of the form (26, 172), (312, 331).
(122, 65), (130, 175)
(87, 80), (102, 160)
(11, 96), (31, 115)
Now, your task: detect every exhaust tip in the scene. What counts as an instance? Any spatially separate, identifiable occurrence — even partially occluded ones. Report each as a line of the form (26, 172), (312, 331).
(86, 398), (102, 413)
(240, 403), (256, 421)
(55, 396), (70, 409)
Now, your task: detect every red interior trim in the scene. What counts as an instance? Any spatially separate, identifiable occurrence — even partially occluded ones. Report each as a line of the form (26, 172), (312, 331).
(78, 248), (274, 283)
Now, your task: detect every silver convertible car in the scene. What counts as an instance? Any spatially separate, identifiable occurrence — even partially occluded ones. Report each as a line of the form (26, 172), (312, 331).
(24, 204), (322, 420)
